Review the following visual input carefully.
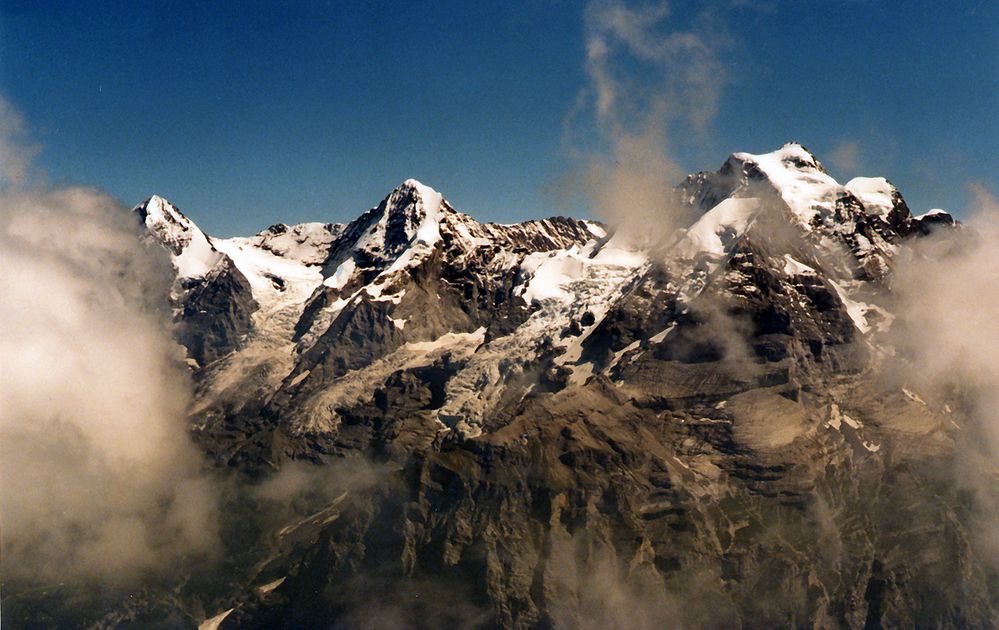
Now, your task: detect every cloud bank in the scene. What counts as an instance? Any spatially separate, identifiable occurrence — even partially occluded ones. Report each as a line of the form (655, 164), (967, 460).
(889, 183), (999, 561)
(0, 98), (218, 586)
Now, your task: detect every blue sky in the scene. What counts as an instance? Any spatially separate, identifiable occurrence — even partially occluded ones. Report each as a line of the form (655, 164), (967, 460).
(2, 0), (996, 236)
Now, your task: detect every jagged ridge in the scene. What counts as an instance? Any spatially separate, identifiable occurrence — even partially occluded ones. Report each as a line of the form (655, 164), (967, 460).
(127, 146), (990, 630)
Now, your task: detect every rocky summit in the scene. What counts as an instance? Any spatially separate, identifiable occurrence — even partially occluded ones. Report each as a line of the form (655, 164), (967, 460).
(17, 144), (996, 629)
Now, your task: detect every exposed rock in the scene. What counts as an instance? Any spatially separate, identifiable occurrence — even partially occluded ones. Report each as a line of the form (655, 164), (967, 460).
(17, 146), (992, 629)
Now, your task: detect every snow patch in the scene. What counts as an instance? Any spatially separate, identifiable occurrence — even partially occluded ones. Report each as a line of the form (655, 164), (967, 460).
(677, 197), (762, 258)
(290, 329), (487, 435)
(902, 387), (927, 406)
(567, 361), (595, 386)
(592, 239), (648, 267)
(367, 286), (406, 303)
(408, 328), (485, 353)
(648, 324), (676, 345)
(845, 177), (895, 218)
(913, 208), (949, 220)
(214, 237), (325, 317)
(585, 221), (608, 239)
(520, 248), (589, 303)
(731, 144), (840, 227)
(199, 608), (234, 630)
(324, 257), (356, 290)
(408, 180), (444, 247)
(826, 403), (880, 452)
(257, 576), (286, 594)
(782, 255), (816, 276)
(248, 222), (341, 265)
(829, 280), (871, 334)
(289, 370), (310, 387)
(610, 339), (640, 367)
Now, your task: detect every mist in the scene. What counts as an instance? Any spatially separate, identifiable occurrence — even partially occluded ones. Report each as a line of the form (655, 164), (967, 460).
(569, 0), (729, 246)
(890, 186), (999, 437)
(888, 185), (999, 562)
(0, 106), (219, 586)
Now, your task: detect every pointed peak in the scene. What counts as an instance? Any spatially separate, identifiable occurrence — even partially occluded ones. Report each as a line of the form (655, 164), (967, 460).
(393, 179), (444, 205)
(381, 179), (447, 220)
(137, 194), (176, 213)
(133, 195), (220, 276)
(135, 194), (161, 214)
(134, 194), (191, 227)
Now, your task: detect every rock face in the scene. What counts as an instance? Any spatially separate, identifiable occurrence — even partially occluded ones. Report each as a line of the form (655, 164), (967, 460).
(58, 144), (985, 628)
(135, 195), (260, 366)
(173, 258), (258, 366)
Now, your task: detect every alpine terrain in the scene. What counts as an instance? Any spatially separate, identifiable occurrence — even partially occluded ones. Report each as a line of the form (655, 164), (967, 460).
(10, 144), (997, 629)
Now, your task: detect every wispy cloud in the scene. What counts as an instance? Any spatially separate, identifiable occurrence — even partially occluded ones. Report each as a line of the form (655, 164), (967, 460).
(0, 97), (41, 188)
(828, 139), (862, 174)
(584, 1), (728, 133)
(565, 1), (734, 245)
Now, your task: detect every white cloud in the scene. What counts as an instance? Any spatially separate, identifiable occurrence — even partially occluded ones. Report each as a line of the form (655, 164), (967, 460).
(0, 100), (219, 585)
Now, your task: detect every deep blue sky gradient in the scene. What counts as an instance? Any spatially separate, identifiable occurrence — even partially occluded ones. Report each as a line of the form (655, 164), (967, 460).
(2, 0), (996, 235)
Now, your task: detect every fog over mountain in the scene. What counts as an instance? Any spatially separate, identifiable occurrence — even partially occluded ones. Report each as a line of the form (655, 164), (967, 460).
(3, 1), (998, 627)
(4, 131), (998, 627)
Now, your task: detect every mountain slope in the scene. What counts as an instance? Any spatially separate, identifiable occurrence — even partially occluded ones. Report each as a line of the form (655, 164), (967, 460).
(121, 144), (993, 630)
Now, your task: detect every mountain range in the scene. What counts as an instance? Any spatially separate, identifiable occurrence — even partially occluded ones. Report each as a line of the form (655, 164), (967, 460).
(16, 143), (997, 628)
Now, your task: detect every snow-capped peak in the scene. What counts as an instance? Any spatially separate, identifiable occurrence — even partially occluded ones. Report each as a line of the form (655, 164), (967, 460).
(399, 179), (445, 247)
(137, 195), (196, 245)
(729, 142), (825, 178)
(728, 143), (839, 225)
(401, 177), (434, 194)
(776, 142), (824, 170)
(721, 144), (912, 230)
(346, 179), (448, 265)
(134, 195), (222, 278)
